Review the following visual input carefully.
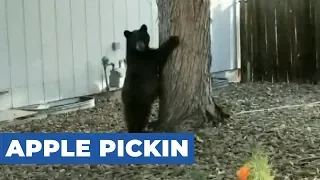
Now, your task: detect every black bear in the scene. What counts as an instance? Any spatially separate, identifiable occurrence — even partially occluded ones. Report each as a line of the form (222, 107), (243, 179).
(121, 24), (180, 133)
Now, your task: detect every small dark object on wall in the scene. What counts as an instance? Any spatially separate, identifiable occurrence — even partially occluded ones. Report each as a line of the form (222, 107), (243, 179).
(112, 42), (120, 51)
(0, 91), (9, 96)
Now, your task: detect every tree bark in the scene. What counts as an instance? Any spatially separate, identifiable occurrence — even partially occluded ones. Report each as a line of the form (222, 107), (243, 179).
(153, 0), (230, 132)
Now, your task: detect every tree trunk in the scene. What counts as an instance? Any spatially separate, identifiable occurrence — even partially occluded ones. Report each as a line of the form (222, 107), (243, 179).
(154, 0), (230, 132)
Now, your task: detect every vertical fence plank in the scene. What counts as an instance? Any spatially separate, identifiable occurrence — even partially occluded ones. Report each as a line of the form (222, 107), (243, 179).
(315, 0), (320, 74)
(295, 0), (309, 82)
(286, 0), (293, 82)
(265, 0), (277, 82)
(288, 0), (297, 82)
(304, 0), (316, 81)
(294, 0), (302, 81)
(240, 0), (248, 82)
(293, 0), (304, 81)
(274, 1), (280, 81)
(248, 0), (257, 81)
(251, 0), (262, 81)
(275, 0), (291, 82)
(257, 0), (268, 81)
(247, 0), (254, 81)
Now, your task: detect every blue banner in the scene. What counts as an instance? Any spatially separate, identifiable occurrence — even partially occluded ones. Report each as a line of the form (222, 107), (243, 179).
(0, 133), (194, 165)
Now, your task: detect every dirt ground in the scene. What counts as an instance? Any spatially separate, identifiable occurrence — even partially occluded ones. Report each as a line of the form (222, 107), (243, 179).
(0, 82), (320, 180)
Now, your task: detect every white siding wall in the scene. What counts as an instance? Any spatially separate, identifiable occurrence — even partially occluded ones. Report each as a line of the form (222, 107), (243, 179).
(210, 0), (241, 81)
(0, 0), (158, 110)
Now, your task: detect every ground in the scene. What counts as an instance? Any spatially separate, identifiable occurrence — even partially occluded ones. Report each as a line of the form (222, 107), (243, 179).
(0, 82), (320, 180)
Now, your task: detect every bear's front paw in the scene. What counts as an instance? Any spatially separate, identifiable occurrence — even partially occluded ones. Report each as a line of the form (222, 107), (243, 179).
(169, 36), (180, 47)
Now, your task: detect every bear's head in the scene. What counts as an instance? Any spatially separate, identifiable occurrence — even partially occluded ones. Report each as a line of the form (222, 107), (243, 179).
(124, 24), (150, 52)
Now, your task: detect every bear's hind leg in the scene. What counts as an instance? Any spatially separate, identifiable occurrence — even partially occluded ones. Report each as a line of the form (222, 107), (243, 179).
(123, 106), (141, 133)
(123, 103), (151, 133)
(132, 104), (152, 133)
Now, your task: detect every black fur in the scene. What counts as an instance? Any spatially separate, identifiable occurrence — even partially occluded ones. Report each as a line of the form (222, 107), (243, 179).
(121, 24), (180, 133)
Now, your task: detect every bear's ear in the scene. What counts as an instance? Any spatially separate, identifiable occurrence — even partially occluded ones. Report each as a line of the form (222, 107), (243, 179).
(124, 30), (131, 38)
(140, 24), (147, 31)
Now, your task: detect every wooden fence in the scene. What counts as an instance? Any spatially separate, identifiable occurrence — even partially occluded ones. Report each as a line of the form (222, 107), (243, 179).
(240, 0), (320, 83)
